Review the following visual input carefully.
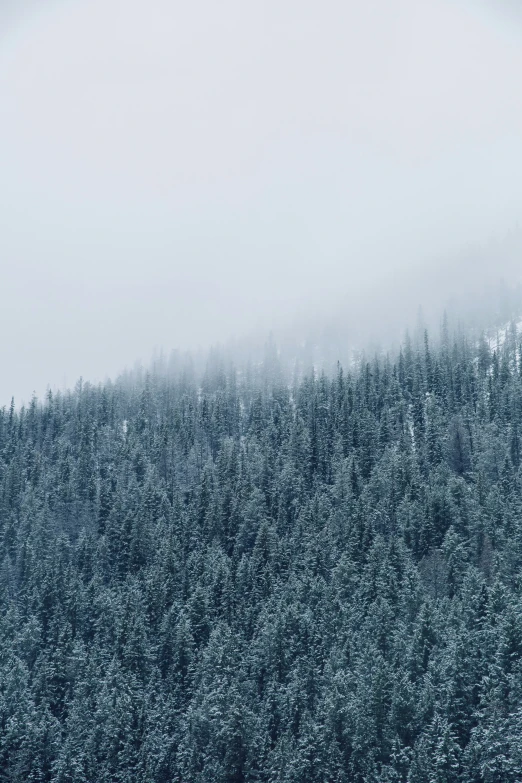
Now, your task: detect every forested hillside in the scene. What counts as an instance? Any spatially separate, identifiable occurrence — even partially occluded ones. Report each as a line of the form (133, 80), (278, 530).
(1, 322), (522, 782)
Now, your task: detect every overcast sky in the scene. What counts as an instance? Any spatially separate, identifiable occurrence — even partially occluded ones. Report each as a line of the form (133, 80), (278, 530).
(1, 0), (522, 404)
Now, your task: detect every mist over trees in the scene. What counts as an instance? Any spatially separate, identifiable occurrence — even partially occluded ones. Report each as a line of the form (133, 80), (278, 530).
(3, 0), (522, 407)
(1, 310), (522, 781)
(2, 2), (522, 778)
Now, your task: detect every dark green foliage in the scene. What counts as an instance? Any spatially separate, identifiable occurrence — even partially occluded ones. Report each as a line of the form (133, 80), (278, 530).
(0, 326), (522, 781)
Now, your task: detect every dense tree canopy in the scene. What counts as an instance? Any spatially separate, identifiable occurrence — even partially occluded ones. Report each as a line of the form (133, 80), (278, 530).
(1, 322), (522, 781)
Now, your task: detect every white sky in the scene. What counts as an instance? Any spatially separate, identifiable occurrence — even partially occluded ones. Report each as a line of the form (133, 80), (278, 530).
(1, 0), (522, 403)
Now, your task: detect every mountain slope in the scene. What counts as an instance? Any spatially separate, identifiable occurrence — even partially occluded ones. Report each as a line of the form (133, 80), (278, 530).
(0, 321), (522, 781)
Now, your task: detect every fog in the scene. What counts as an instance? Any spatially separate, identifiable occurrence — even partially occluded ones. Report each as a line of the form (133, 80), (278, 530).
(1, 0), (522, 404)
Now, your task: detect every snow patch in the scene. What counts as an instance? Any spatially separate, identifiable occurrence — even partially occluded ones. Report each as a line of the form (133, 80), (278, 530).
(485, 318), (522, 353)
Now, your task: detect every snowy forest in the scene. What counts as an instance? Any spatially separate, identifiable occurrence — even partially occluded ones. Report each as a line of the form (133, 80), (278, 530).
(1, 318), (522, 782)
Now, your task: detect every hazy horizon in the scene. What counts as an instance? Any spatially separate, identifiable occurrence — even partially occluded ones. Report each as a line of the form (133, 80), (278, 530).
(1, 0), (522, 404)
